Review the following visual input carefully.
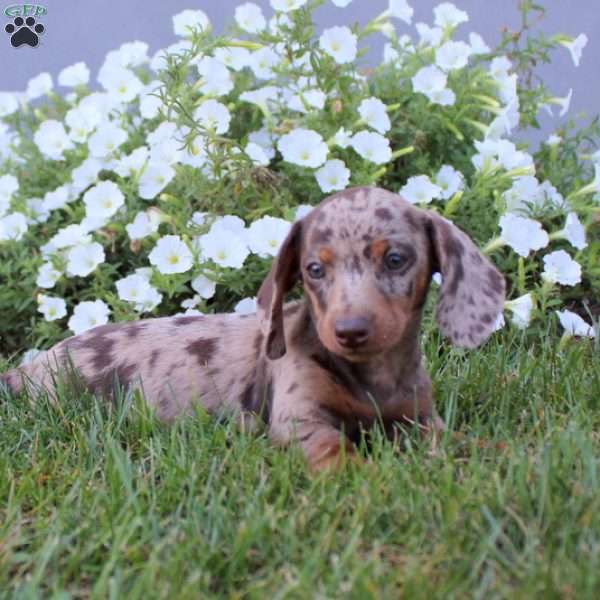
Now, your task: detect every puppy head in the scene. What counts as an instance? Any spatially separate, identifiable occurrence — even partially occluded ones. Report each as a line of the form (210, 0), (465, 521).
(257, 186), (505, 361)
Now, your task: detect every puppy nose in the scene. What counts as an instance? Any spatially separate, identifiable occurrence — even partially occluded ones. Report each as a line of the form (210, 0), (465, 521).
(335, 317), (370, 348)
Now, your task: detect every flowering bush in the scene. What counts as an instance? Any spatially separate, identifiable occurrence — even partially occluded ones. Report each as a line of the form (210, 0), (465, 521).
(0, 0), (598, 360)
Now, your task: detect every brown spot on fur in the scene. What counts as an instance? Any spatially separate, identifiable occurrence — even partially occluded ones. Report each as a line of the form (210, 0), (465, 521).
(371, 239), (389, 260)
(148, 349), (160, 370)
(125, 322), (148, 338)
(487, 268), (504, 295)
(318, 247), (335, 264)
(283, 303), (301, 317)
(375, 207), (393, 221)
(287, 382), (299, 394)
(174, 316), (204, 327)
(88, 362), (138, 395)
(404, 210), (420, 232)
(311, 227), (333, 245)
(186, 338), (217, 366)
(253, 332), (263, 354)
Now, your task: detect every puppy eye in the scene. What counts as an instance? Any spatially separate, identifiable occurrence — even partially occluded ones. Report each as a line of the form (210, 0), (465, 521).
(307, 262), (325, 279)
(384, 251), (406, 270)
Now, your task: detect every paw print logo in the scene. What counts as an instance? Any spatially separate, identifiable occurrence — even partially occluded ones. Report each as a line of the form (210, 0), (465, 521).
(5, 16), (45, 47)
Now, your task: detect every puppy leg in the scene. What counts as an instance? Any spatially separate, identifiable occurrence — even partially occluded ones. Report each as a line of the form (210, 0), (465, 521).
(295, 424), (358, 472)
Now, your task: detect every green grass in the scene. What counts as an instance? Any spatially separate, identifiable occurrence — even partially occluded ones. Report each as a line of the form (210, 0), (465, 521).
(1, 332), (600, 599)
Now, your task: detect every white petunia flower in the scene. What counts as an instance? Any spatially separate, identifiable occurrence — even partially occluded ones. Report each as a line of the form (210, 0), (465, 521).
(295, 205), (314, 220)
(358, 97), (391, 134)
(71, 158), (103, 194)
(48, 224), (91, 251)
(194, 56), (234, 96)
(351, 131), (392, 164)
(278, 128), (328, 168)
(34, 120), (74, 160)
(542, 250), (581, 286)
(26, 73), (53, 100)
(149, 235), (193, 275)
(557, 213), (587, 250)
(489, 56), (511, 80)
(65, 107), (99, 143)
(194, 100), (231, 134)
(499, 214), (549, 257)
(0, 92), (19, 117)
(42, 184), (74, 212)
(492, 313), (506, 332)
(20, 348), (43, 366)
(505, 293), (534, 329)
(210, 215), (248, 239)
(546, 134), (562, 146)
(88, 122), (128, 158)
(126, 210), (161, 240)
(319, 26), (357, 64)
(37, 294), (67, 322)
(66, 242), (106, 277)
(388, 0), (413, 24)
(400, 175), (442, 205)
(0, 212), (28, 241)
(270, 0), (308, 13)
(139, 82), (163, 119)
(197, 229), (249, 269)
(138, 162), (176, 200)
(58, 62), (90, 87)
(416, 23), (443, 47)
(0, 174), (18, 217)
(333, 127), (353, 149)
(560, 33), (588, 67)
(98, 66), (144, 104)
(469, 32), (490, 54)
(435, 40), (472, 71)
(556, 310), (596, 338)
(83, 181), (125, 219)
(26, 198), (50, 225)
(248, 47), (280, 80)
(191, 274), (217, 299)
(433, 2), (469, 29)
(315, 159), (351, 192)
(116, 273), (152, 303)
(557, 88), (573, 117)
(68, 300), (110, 335)
(435, 165), (464, 200)
(245, 142), (271, 166)
(234, 297), (257, 314)
(502, 176), (542, 214)
(114, 146), (149, 178)
(213, 47), (251, 72)
(36, 262), (62, 289)
(412, 65), (447, 99)
(247, 216), (291, 258)
(235, 2), (266, 33)
(173, 9), (211, 36)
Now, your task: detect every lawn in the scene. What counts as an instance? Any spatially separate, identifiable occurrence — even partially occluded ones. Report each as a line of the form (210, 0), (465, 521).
(1, 331), (599, 599)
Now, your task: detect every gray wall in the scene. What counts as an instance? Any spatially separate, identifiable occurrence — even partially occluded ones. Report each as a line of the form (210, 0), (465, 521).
(1, 1), (598, 142)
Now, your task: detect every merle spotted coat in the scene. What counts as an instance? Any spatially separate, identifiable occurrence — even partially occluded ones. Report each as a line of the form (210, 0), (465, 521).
(1, 187), (505, 470)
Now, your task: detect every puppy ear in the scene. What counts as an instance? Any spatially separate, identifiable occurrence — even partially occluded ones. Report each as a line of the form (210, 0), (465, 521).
(426, 212), (505, 348)
(256, 220), (303, 359)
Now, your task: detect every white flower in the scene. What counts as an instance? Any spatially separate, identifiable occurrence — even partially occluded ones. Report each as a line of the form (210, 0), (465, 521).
(546, 134), (562, 146)
(492, 313), (506, 332)
(213, 47), (251, 71)
(556, 310), (596, 339)
(197, 229), (249, 269)
(26, 198), (50, 225)
(505, 293), (534, 329)
(469, 32), (490, 54)
(502, 176), (542, 214)
(126, 210), (161, 240)
(0, 92), (19, 117)
(116, 273), (151, 302)
(37, 294), (67, 322)
(315, 159), (351, 192)
(66, 242), (106, 277)
(42, 184), (73, 212)
(88, 122), (128, 158)
(210, 215), (248, 239)
(358, 97), (391, 134)
(58, 62), (90, 87)
(350, 131), (392, 164)
(499, 214), (549, 257)
(173, 9), (210, 36)
(68, 300), (110, 335)
(490, 56), (511, 80)
(0, 174), (18, 216)
(48, 224), (91, 251)
(114, 146), (149, 178)
(400, 175), (442, 205)
(247, 216), (291, 258)
(557, 213), (587, 250)
(149, 235), (193, 275)
(270, 0), (308, 13)
(98, 66), (144, 104)
(542, 250), (581, 286)
(319, 26), (357, 64)
(194, 100), (231, 134)
(416, 23), (443, 47)
(433, 2), (469, 29)
(388, 0), (413, 24)
(83, 181), (125, 219)
(65, 107), (99, 143)
(333, 127), (353, 149)
(36, 262), (62, 289)
(278, 128), (328, 168)
(194, 56), (234, 96)
(71, 158), (103, 193)
(20, 349), (43, 366)
(435, 165), (464, 200)
(26, 73), (53, 100)
(295, 205), (314, 220)
(561, 33), (587, 67)
(556, 89), (573, 117)
(248, 47), (280, 80)
(245, 142), (271, 166)
(412, 65), (447, 98)
(138, 162), (176, 199)
(191, 274), (217, 299)
(34, 120), (74, 160)
(0, 212), (28, 241)
(435, 41), (472, 71)
(234, 297), (257, 314)
(235, 3), (266, 33)
(140, 82), (163, 119)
